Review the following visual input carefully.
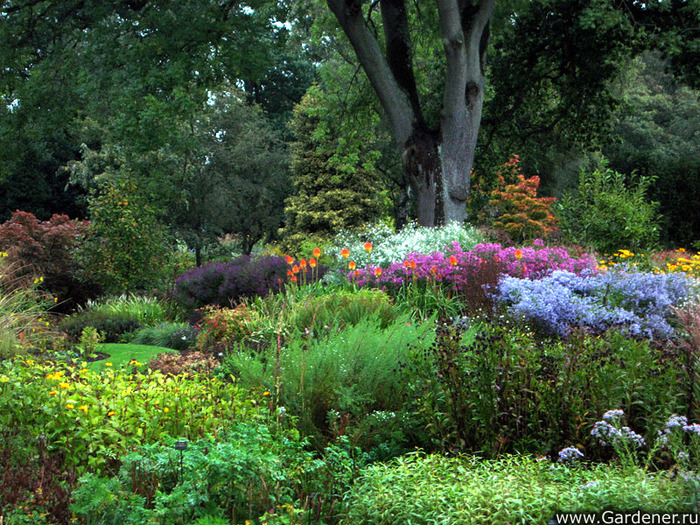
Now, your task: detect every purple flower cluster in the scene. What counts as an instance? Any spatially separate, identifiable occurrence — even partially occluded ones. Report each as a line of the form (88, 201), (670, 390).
(496, 269), (691, 339)
(172, 256), (326, 310)
(347, 240), (596, 295)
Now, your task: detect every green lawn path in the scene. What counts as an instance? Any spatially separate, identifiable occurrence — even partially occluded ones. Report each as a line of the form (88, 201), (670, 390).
(86, 343), (178, 371)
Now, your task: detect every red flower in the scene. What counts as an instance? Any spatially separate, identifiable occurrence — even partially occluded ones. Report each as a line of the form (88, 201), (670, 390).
(313, 247), (321, 258)
(364, 242), (373, 253)
(341, 248), (350, 259)
(448, 255), (458, 266)
(374, 267), (382, 277)
(348, 261), (357, 270)
(309, 258), (317, 268)
(285, 255), (294, 265)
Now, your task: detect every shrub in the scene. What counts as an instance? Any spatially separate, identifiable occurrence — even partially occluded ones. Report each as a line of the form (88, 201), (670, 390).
(478, 155), (558, 243)
(80, 294), (170, 326)
(196, 305), (257, 354)
(148, 351), (219, 377)
(406, 322), (685, 456)
(0, 211), (97, 309)
(59, 310), (142, 343)
(496, 268), (692, 338)
(0, 358), (262, 475)
(70, 424), (323, 525)
(172, 255), (326, 311)
(342, 453), (691, 524)
(74, 179), (170, 294)
(130, 322), (197, 351)
(556, 159), (660, 254)
(218, 314), (435, 450)
(289, 289), (398, 335)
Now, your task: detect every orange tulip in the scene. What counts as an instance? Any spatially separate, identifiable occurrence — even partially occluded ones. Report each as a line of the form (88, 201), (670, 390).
(313, 247), (321, 258)
(285, 255), (294, 265)
(374, 267), (382, 277)
(430, 266), (438, 276)
(290, 274), (297, 282)
(309, 258), (317, 268)
(515, 249), (523, 260)
(409, 260), (417, 269)
(448, 255), (458, 266)
(348, 261), (357, 270)
(341, 248), (350, 259)
(287, 270), (294, 277)
(299, 258), (307, 268)
(403, 260), (411, 268)
(364, 242), (373, 253)
(292, 265), (300, 274)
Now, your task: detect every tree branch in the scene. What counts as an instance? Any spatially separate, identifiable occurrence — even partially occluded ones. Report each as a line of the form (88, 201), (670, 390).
(325, 0), (415, 146)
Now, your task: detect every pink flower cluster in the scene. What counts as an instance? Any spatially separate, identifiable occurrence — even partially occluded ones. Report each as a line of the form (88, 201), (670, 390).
(347, 240), (596, 294)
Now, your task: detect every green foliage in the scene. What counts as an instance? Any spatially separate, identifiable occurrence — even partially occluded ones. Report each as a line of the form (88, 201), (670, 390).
(219, 314), (435, 450)
(78, 327), (103, 360)
(556, 159), (660, 254)
(280, 88), (383, 252)
(407, 322), (685, 457)
(74, 179), (170, 294)
(604, 52), (700, 248)
(289, 289), (397, 335)
(80, 295), (170, 327)
(342, 453), (692, 524)
(129, 322), (197, 351)
(59, 310), (142, 344)
(0, 358), (261, 475)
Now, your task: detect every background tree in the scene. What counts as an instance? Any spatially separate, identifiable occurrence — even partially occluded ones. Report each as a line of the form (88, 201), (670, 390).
(603, 52), (700, 248)
(281, 87), (383, 252)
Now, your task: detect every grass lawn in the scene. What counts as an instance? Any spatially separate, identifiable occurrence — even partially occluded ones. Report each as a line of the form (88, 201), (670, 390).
(86, 342), (178, 371)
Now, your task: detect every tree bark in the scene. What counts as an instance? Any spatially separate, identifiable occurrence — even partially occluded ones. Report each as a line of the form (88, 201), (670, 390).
(325, 0), (495, 226)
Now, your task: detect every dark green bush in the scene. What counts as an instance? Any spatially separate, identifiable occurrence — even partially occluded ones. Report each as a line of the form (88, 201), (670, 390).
(407, 322), (686, 457)
(59, 310), (142, 343)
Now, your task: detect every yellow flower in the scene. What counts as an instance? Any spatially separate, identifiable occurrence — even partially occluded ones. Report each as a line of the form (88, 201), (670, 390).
(78, 405), (88, 413)
(49, 390), (58, 396)
(26, 359), (34, 365)
(262, 391), (271, 396)
(163, 407), (170, 413)
(79, 369), (88, 374)
(0, 375), (9, 383)
(105, 362), (113, 367)
(66, 404), (74, 409)
(107, 410), (116, 416)
(59, 382), (70, 389)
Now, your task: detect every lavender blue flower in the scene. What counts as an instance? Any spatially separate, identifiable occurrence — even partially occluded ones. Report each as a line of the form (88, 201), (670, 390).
(496, 269), (691, 339)
(602, 409), (625, 422)
(558, 446), (585, 463)
(683, 424), (700, 435)
(666, 414), (689, 429)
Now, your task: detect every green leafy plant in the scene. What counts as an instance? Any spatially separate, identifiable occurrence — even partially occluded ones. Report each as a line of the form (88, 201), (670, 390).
(78, 326), (103, 359)
(342, 453), (691, 524)
(556, 158), (660, 254)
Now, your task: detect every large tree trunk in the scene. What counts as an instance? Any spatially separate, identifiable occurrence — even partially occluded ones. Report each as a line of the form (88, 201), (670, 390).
(326, 0), (495, 227)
